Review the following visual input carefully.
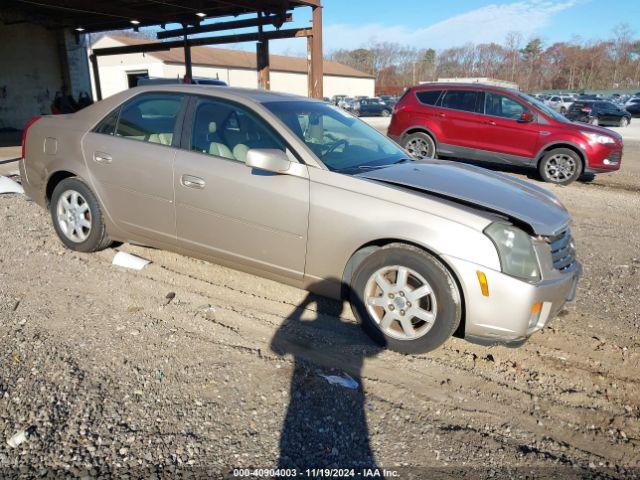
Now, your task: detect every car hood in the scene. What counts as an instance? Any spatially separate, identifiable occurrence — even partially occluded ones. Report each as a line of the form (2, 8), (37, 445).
(565, 120), (623, 140)
(355, 160), (570, 236)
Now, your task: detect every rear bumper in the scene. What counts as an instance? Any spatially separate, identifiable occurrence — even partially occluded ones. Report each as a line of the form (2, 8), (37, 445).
(443, 255), (581, 346)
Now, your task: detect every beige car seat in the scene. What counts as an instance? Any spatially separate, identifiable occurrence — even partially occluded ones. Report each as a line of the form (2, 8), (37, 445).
(207, 122), (234, 159)
(148, 132), (173, 145)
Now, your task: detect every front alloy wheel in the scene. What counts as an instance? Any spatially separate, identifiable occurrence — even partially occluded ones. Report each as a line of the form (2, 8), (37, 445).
(364, 265), (437, 340)
(350, 243), (461, 354)
(538, 148), (583, 185)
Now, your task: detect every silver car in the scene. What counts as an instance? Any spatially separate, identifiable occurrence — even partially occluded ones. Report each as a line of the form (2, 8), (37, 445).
(546, 95), (574, 115)
(20, 85), (581, 353)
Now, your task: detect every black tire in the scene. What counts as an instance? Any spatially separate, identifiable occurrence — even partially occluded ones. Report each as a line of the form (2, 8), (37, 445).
(50, 177), (112, 252)
(560, 106), (567, 115)
(381, 109), (391, 117)
(538, 148), (583, 185)
(402, 131), (437, 160)
(619, 117), (629, 127)
(350, 243), (461, 354)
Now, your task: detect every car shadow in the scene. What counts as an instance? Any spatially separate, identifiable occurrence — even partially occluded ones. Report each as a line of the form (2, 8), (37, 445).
(270, 281), (384, 469)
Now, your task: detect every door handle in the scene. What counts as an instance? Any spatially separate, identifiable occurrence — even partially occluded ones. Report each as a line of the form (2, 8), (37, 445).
(94, 152), (112, 164)
(181, 174), (205, 189)
(437, 112), (446, 118)
(485, 120), (497, 126)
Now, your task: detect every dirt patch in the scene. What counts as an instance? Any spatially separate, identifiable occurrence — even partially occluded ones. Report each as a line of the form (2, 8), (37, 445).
(0, 160), (639, 477)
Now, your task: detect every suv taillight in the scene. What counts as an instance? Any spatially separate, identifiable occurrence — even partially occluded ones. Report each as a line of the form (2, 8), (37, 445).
(21, 115), (42, 159)
(581, 107), (592, 113)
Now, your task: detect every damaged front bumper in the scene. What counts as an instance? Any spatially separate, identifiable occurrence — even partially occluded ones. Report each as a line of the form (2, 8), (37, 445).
(443, 254), (582, 346)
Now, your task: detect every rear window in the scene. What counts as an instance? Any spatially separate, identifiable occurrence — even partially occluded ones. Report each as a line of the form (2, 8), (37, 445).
(415, 90), (442, 106)
(440, 90), (481, 113)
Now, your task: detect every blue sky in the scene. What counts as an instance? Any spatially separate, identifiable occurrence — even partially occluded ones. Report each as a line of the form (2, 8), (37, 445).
(263, 0), (640, 55)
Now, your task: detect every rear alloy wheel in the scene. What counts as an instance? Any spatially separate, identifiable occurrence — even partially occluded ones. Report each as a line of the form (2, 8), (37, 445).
(590, 117), (599, 126)
(350, 243), (461, 354)
(381, 109), (391, 117)
(50, 177), (112, 252)
(538, 148), (583, 185)
(560, 106), (567, 115)
(402, 132), (436, 160)
(619, 117), (629, 127)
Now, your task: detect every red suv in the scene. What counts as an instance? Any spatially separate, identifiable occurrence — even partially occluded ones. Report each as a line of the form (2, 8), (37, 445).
(388, 83), (623, 184)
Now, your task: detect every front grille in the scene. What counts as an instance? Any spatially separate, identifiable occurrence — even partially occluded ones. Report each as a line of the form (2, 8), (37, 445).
(546, 229), (576, 272)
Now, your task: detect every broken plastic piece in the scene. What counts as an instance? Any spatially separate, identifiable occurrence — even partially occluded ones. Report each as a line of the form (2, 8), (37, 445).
(7, 427), (35, 448)
(112, 251), (151, 270)
(0, 176), (24, 195)
(319, 373), (359, 389)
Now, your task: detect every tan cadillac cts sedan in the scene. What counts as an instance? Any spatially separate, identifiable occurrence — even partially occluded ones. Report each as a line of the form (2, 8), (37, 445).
(20, 85), (581, 353)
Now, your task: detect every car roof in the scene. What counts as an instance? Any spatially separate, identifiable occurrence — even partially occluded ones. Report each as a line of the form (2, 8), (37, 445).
(413, 82), (520, 95)
(124, 84), (317, 104)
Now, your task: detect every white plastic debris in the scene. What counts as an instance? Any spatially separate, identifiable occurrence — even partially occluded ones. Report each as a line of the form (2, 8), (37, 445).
(319, 373), (359, 389)
(0, 176), (24, 195)
(7, 430), (28, 448)
(112, 251), (151, 270)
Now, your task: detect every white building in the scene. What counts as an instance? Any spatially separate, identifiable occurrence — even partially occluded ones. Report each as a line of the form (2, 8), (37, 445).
(91, 35), (375, 99)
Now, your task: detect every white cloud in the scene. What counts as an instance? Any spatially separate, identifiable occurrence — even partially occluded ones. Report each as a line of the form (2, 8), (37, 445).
(269, 0), (582, 55)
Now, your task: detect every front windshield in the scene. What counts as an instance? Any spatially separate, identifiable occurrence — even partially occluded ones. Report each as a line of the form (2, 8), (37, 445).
(264, 100), (407, 174)
(518, 92), (570, 123)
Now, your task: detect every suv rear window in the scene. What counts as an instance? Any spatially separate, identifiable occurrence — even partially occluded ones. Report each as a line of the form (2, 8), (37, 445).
(415, 90), (442, 106)
(440, 90), (481, 113)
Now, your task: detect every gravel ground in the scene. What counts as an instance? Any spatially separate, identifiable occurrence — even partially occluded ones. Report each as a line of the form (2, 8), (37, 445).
(0, 143), (639, 478)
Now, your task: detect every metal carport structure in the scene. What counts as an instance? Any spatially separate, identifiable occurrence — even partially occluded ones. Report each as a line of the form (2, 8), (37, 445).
(2, 0), (323, 100)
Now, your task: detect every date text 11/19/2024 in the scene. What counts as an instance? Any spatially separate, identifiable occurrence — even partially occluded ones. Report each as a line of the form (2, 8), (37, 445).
(233, 468), (400, 477)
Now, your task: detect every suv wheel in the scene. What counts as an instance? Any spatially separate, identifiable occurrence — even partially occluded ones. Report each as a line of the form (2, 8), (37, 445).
(50, 177), (112, 252)
(538, 148), (583, 185)
(350, 243), (461, 354)
(381, 109), (391, 117)
(560, 106), (567, 115)
(402, 132), (436, 160)
(590, 117), (599, 126)
(619, 117), (629, 127)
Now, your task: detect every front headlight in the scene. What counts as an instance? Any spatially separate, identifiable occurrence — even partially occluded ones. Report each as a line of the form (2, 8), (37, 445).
(484, 222), (540, 281)
(581, 131), (615, 144)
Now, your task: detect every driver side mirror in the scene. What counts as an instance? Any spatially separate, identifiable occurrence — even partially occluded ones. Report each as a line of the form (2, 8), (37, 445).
(245, 148), (292, 174)
(518, 112), (535, 123)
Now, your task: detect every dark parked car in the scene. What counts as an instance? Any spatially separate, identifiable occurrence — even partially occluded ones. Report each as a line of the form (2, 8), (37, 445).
(388, 83), (623, 185)
(352, 98), (392, 117)
(624, 97), (640, 117)
(565, 101), (631, 127)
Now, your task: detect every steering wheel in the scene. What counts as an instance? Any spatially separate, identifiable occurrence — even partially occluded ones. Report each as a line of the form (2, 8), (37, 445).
(323, 139), (348, 156)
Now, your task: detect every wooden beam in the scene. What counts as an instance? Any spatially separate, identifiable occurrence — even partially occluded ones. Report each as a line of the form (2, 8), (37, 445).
(183, 30), (193, 82)
(89, 54), (102, 101)
(92, 28), (312, 57)
(308, 5), (323, 99)
(257, 41), (270, 90)
(157, 13), (292, 39)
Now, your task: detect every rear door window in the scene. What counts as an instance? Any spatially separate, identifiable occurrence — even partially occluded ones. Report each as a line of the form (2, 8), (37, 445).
(440, 90), (481, 113)
(415, 90), (442, 106)
(115, 93), (184, 146)
(93, 108), (120, 135)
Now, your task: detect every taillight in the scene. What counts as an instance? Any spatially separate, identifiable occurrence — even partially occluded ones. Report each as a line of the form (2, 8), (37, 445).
(581, 107), (592, 113)
(21, 115), (42, 159)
